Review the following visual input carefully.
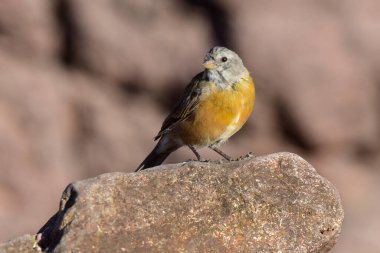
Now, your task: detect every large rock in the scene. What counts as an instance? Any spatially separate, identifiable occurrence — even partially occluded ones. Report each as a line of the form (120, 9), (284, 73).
(0, 54), (162, 240)
(0, 235), (37, 253)
(60, 0), (211, 86)
(0, 0), (58, 62)
(1, 153), (343, 252)
(231, 0), (380, 153)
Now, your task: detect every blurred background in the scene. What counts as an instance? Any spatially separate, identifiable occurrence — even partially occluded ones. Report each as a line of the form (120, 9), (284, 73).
(0, 0), (379, 252)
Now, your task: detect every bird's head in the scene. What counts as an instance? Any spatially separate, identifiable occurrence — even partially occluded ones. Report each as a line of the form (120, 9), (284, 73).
(203, 46), (246, 84)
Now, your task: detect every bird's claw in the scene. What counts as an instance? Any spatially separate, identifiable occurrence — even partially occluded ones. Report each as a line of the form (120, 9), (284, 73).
(233, 152), (256, 161)
(185, 158), (210, 163)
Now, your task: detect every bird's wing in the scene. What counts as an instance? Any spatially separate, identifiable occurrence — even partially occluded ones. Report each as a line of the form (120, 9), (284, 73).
(154, 72), (204, 140)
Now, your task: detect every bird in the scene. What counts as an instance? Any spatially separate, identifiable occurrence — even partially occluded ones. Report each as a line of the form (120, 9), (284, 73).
(135, 46), (255, 172)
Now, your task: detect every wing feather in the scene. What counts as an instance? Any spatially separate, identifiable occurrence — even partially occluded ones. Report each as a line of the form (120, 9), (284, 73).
(154, 72), (204, 140)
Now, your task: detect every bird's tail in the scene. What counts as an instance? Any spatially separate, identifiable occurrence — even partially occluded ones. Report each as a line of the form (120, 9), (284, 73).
(135, 140), (178, 172)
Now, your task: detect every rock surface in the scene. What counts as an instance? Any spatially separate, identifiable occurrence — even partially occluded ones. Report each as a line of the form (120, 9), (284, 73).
(0, 234), (37, 253)
(1, 153), (343, 252)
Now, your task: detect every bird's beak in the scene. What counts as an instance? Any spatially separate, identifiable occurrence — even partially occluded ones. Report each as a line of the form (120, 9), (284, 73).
(203, 59), (216, 70)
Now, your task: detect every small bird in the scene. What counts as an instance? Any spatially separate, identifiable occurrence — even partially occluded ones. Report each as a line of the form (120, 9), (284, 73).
(136, 46), (255, 172)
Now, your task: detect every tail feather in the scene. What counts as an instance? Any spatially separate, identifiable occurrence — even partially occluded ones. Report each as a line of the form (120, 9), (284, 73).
(136, 136), (182, 172)
(135, 150), (170, 172)
(136, 139), (179, 171)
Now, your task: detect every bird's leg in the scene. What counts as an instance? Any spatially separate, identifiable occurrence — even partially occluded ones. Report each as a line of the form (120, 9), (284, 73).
(188, 145), (201, 161)
(209, 146), (232, 161)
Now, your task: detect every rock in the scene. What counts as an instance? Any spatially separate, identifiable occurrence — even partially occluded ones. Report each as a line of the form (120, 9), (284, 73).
(25, 153), (344, 252)
(0, 0), (59, 62)
(235, 0), (380, 151)
(0, 53), (163, 240)
(0, 234), (38, 253)
(61, 0), (211, 86)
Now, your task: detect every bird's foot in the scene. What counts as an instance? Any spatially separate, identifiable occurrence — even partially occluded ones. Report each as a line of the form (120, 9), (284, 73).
(233, 152), (256, 161)
(185, 158), (211, 163)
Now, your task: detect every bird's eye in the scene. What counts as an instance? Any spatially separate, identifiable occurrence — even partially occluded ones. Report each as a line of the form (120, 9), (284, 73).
(221, 56), (228, 62)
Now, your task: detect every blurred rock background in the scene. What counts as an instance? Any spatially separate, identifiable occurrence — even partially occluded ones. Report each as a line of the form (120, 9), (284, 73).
(0, 0), (379, 252)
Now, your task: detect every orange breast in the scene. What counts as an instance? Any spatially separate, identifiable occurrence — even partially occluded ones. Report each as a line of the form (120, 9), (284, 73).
(177, 72), (255, 146)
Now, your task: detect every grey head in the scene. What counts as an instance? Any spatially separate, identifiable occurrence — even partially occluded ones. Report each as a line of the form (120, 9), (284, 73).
(202, 46), (246, 86)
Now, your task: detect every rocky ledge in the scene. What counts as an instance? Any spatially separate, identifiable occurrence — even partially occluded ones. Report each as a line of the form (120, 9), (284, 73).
(0, 153), (344, 252)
